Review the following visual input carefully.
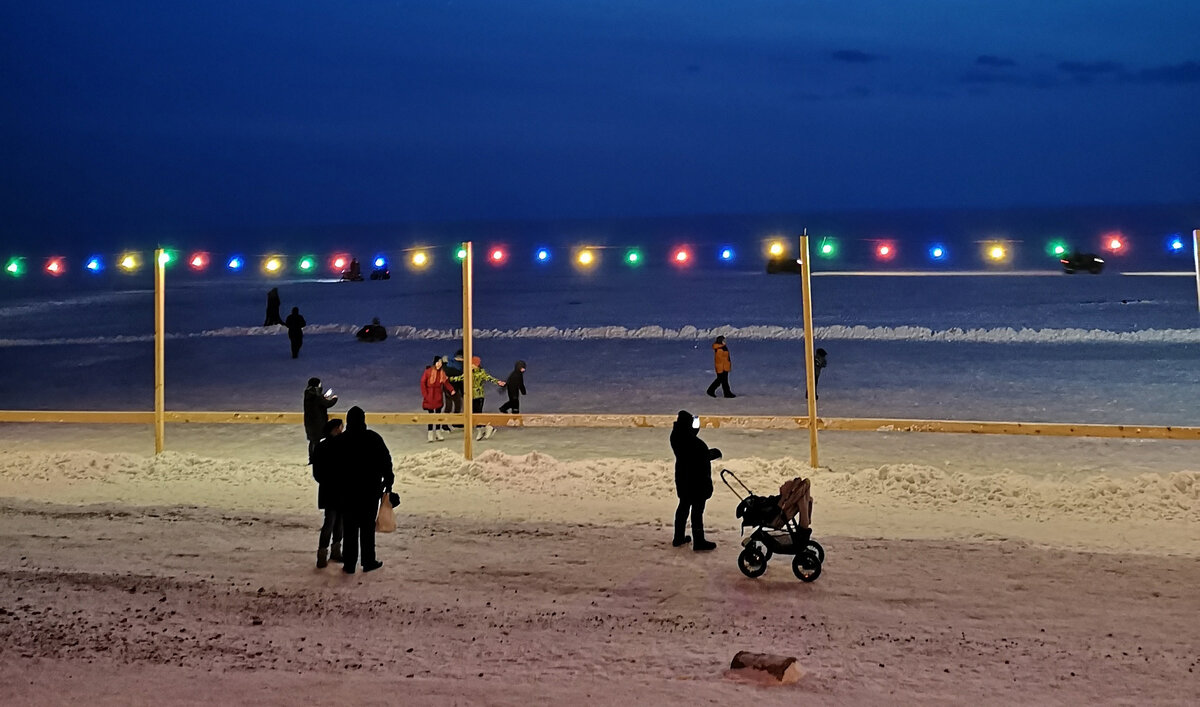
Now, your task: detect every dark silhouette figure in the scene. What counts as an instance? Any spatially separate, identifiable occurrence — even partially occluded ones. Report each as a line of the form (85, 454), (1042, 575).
(312, 418), (344, 568)
(706, 336), (735, 398)
(333, 406), (393, 574)
(498, 360), (527, 414)
(806, 347), (828, 400)
(285, 306), (306, 358)
(669, 410), (722, 551)
(264, 288), (283, 326)
(303, 377), (338, 463)
(342, 258), (363, 281)
(356, 317), (387, 342)
(443, 351), (464, 430)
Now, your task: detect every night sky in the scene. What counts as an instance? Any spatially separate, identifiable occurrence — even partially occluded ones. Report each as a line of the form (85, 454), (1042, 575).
(3, 1), (1199, 246)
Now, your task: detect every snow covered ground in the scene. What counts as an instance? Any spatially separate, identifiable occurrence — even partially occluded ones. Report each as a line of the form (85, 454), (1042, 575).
(1, 266), (1197, 704)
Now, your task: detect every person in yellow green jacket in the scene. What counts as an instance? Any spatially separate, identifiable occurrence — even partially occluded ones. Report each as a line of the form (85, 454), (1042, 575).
(449, 356), (506, 440)
(706, 336), (736, 398)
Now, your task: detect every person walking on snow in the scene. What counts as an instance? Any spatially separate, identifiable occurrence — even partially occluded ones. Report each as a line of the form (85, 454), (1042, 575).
(264, 287), (283, 326)
(498, 360), (527, 414)
(706, 335), (735, 398)
(420, 356), (454, 442)
(805, 347), (828, 400)
(285, 306), (306, 359)
(303, 377), (338, 463)
(312, 418), (344, 568)
(450, 356), (504, 441)
(669, 410), (721, 552)
(333, 406), (393, 574)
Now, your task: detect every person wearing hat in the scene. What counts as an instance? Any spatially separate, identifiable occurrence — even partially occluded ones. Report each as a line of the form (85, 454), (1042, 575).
(312, 418), (344, 568)
(706, 336), (736, 398)
(420, 355), (454, 442)
(669, 410), (721, 551)
(285, 306), (307, 359)
(303, 377), (338, 464)
(333, 406), (393, 574)
(449, 356), (505, 440)
(498, 360), (528, 414)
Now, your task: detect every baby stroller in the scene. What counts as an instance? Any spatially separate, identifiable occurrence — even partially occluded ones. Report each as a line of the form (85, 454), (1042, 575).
(720, 469), (824, 582)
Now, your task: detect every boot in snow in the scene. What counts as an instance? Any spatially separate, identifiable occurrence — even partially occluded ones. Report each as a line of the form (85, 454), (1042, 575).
(475, 427), (485, 441)
(330, 543), (342, 562)
(434, 429), (445, 441)
(317, 548), (328, 568)
(427, 430), (435, 443)
(483, 424), (495, 439)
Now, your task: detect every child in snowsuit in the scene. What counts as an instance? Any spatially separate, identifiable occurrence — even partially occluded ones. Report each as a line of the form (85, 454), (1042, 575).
(420, 356), (454, 442)
(498, 360), (527, 414)
(706, 336), (735, 398)
(450, 356), (504, 441)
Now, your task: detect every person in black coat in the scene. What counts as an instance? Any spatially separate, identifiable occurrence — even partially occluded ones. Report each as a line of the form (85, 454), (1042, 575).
(303, 377), (338, 463)
(312, 418), (344, 568)
(498, 360), (527, 414)
(285, 306), (306, 358)
(334, 406), (394, 574)
(443, 350), (464, 430)
(806, 347), (828, 400)
(669, 410), (721, 551)
(264, 287), (283, 326)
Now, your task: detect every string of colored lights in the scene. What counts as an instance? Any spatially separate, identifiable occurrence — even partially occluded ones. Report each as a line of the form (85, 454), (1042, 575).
(3, 233), (1193, 278)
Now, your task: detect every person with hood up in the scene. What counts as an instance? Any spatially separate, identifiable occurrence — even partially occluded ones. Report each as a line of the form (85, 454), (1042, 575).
(356, 317), (387, 342)
(285, 306), (306, 359)
(311, 418), (343, 568)
(334, 406), (393, 574)
(420, 356), (454, 442)
(443, 350), (464, 431)
(706, 336), (735, 398)
(264, 287), (284, 326)
(498, 360), (527, 414)
(805, 347), (828, 400)
(449, 356), (505, 441)
(303, 377), (338, 463)
(669, 410), (721, 551)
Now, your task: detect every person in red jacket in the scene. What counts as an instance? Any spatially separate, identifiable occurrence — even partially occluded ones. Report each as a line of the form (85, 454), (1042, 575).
(420, 356), (455, 442)
(706, 335), (736, 398)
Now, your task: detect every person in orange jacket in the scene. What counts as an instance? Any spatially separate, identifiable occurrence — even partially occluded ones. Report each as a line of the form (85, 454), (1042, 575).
(706, 335), (736, 398)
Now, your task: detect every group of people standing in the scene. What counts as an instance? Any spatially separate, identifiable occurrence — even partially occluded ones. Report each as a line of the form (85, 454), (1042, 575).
(305, 378), (395, 574)
(421, 351), (527, 442)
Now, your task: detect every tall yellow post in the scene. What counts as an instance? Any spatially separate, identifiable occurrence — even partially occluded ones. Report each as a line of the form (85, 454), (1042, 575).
(1193, 229), (1199, 313)
(461, 242), (474, 460)
(799, 232), (819, 468)
(154, 248), (166, 454)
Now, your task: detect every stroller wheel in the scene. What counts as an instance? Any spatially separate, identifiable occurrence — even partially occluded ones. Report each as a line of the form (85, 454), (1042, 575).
(792, 550), (822, 583)
(755, 541), (773, 562)
(737, 547), (768, 578)
(806, 540), (825, 564)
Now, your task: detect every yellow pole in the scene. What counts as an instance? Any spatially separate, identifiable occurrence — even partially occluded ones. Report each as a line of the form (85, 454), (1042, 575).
(461, 241), (474, 460)
(799, 232), (819, 468)
(154, 248), (165, 454)
(1193, 229), (1199, 313)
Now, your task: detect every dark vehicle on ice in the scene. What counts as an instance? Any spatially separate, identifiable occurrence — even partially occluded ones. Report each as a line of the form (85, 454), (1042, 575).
(1060, 251), (1104, 274)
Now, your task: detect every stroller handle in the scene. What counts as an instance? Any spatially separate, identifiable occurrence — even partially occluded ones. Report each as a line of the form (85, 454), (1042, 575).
(720, 468), (754, 498)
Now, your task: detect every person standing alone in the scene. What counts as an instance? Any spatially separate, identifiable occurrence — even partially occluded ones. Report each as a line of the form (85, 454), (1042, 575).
(706, 336), (735, 398)
(264, 287), (283, 326)
(335, 406), (393, 574)
(285, 306), (306, 359)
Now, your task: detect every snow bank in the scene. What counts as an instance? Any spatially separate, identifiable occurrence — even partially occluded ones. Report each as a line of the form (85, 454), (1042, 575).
(3, 322), (1200, 347)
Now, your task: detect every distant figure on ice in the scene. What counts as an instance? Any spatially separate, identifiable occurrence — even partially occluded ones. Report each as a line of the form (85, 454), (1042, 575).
(420, 356), (454, 442)
(669, 410), (721, 552)
(498, 360), (527, 414)
(342, 258), (363, 281)
(805, 347), (828, 400)
(285, 306), (306, 358)
(312, 418), (343, 568)
(304, 377), (338, 463)
(450, 356), (504, 441)
(264, 287), (283, 326)
(443, 350), (465, 431)
(706, 335), (736, 398)
(334, 406), (393, 574)
(356, 317), (387, 342)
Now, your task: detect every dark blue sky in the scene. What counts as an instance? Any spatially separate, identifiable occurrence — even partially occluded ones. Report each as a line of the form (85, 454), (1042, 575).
(2, 1), (1199, 245)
